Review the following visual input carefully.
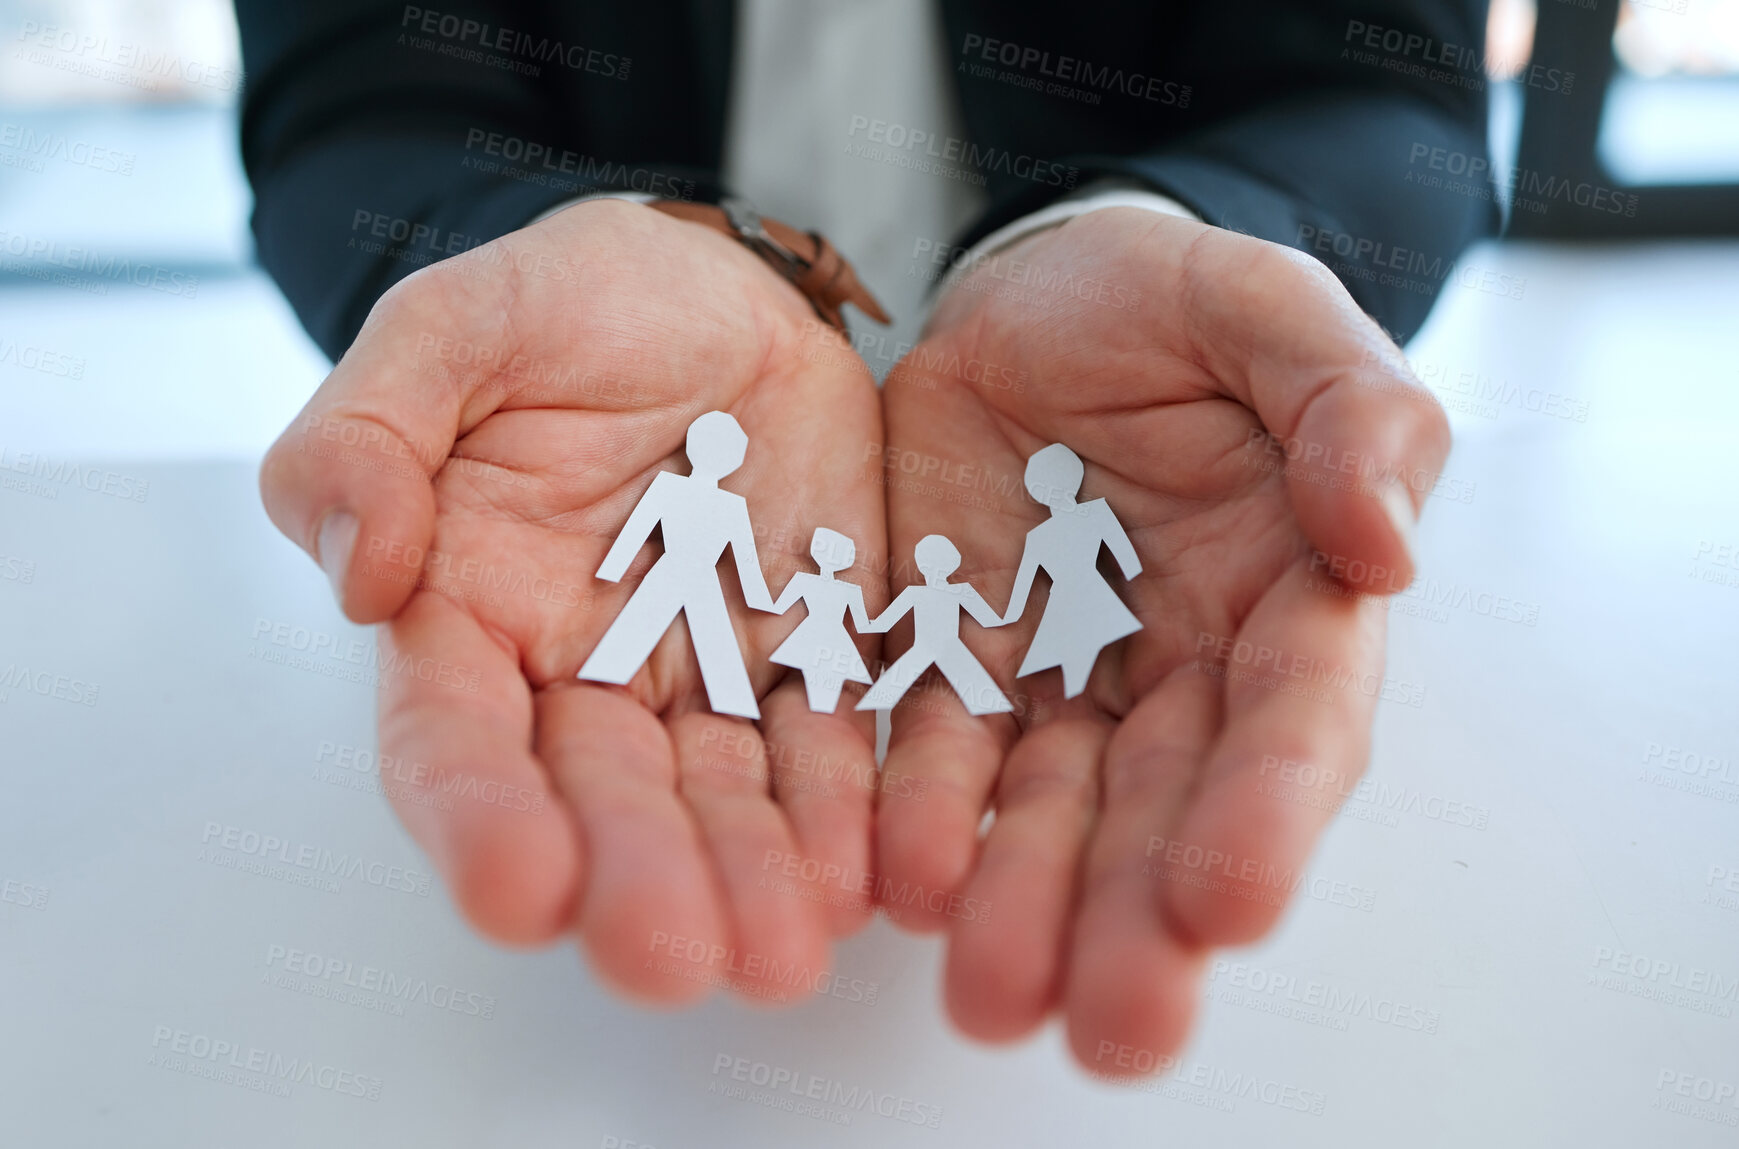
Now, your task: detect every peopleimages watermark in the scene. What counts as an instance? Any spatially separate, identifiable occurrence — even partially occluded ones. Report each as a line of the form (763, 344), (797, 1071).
(1144, 834), (1378, 912)
(1589, 946), (1737, 1018)
(0, 661), (100, 708)
(0, 336), (85, 380)
(646, 931), (880, 1006)
(461, 129), (690, 198)
(0, 445), (149, 504)
(2, 878), (50, 910)
(1690, 538), (1739, 592)
(757, 848), (990, 925)
(1403, 142), (1637, 219)
(845, 115), (1077, 190)
(1194, 628), (1429, 710)
(1255, 754), (1491, 832)
(1297, 224), (1526, 300)
(1638, 740), (1738, 805)
(314, 740), (548, 814)
(907, 235), (1143, 312)
(1654, 1068), (1739, 1129)
(956, 33), (1191, 108)
(248, 616), (482, 693)
(398, 6), (629, 79)
(12, 20), (242, 95)
(262, 942), (497, 1020)
(1092, 1042), (1328, 1116)
(1243, 427), (1477, 506)
(1207, 959), (1442, 1035)
(708, 1053), (943, 1129)
(1341, 19), (1573, 96)
(198, 821), (436, 898)
(0, 121), (134, 176)
(148, 1025), (383, 1101)
(0, 228), (198, 297)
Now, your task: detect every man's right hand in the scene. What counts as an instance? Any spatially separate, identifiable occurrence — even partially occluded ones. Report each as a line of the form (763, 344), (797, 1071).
(259, 200), (887, 1003)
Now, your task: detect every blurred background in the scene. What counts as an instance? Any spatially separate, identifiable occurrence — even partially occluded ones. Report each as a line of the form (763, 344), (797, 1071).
(1, 0), (1737, 459)
(3, 3), (1738, 1147)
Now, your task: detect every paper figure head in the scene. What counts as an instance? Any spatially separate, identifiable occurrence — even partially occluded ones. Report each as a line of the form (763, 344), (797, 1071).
(687, 410), (748, 480)
(914, 534), (961, 582)
(1026, 443), (1083, 511)
(810, 527), (856, 574)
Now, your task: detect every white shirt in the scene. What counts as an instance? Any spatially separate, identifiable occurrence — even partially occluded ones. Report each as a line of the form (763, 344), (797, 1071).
(542, 0), (1197, 369)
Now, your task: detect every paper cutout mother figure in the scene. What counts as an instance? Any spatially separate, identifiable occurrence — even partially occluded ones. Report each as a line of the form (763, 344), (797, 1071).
(856, 534), (1012, 717)
(578, 410), (774, 719)
(769, 527), (873, 713)
(1002, 443), (1143, 698)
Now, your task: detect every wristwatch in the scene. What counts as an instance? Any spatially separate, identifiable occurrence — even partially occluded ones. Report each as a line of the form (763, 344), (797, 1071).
(649, 197), (889, 334)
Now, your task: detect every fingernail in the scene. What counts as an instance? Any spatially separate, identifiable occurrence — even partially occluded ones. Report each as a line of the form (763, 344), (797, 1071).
(1379, 482), (1417, 565)
(316, 510), (358, 605)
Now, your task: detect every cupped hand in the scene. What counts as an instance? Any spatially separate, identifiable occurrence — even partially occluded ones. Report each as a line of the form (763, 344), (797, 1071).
(260, 200), (887, 1004)
(874, 207), (1449, 1070)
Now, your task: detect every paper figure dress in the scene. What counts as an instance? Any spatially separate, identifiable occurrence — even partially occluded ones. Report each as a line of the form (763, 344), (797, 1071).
(856, 534), (1012, 717)
(1003, 443), (1143, 698)
(578, 410), (774, 719)
(769, 527), (873, 713)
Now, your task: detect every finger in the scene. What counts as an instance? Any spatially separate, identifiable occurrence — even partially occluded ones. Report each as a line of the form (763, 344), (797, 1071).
(259, 283), (478, 623)
(672, 710), (831, 1004)
(761, 678), (880, 937)
(537, 683), (728, 1004)
(1064, 664), (1222, 1072)
(876, 689), (1017, 933)
(1163, 554), (1387, 946)
(945, 715), (1107, 1042)
(1187, 236), (1452, 593)
(377, 591), (578, 946)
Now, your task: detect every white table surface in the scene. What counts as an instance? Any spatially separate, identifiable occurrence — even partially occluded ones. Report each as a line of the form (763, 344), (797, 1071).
(4, 113), (1739, 1143)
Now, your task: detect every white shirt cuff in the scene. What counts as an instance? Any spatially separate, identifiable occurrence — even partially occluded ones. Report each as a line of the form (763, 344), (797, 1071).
(932, 180), (1199, 304)
(526, 190), (658, 227)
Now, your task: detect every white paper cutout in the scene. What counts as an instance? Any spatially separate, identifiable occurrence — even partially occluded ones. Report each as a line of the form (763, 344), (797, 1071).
(1003, 443), (1143, 698)
(769, 527), (874, 713)
(578, 411), (775, 719)
(856, 534), (1013, 716)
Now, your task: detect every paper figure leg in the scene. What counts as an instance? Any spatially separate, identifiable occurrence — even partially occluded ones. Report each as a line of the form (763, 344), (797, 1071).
(933, 645), (1014, 716)
(680, 572), (761, 719)
(802, 671), (846, 714)
(578, 564), (685, 686)
(855, 649), (933, 712)
(1060, 648), (1097, 699)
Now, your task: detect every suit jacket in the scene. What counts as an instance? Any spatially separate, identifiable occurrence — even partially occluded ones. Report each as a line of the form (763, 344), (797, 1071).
(235, 0), (1495, 360)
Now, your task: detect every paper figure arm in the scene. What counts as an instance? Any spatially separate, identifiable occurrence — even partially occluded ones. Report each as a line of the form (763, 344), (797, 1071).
(771, 574), (807, 615)
(862, 586), (919, 633)
(1002, 541), (1042, 625)
(727, 499), (776, 612)
(960, 584), (1007, 629)
(844, 582), (872, 633)
(595, 471), (675, 583)
(1099, 503), (1143, 580)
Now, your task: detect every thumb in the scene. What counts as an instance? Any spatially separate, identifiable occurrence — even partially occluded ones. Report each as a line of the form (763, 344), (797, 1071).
(1195, 243), (1452, 595)
(259, 289), (471, 622)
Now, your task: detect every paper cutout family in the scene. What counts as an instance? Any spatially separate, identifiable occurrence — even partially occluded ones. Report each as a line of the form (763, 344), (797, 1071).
(578, 411), (1142, 720)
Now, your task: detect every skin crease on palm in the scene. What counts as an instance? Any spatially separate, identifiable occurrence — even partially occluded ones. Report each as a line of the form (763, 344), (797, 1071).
(874, 207), (1449, 1074)
(260, 200), (1448, 1074)
(260, 200), (891, 1008)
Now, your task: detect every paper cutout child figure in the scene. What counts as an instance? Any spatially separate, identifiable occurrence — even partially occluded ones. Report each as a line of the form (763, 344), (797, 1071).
(579, 410), (775, 719)
(769, 527), (874, 713)
(856, 534), (1013, 717)
(1002, 443), (1143, 698)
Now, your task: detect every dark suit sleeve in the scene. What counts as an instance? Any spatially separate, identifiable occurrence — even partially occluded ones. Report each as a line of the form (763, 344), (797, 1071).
(233, 1), (730, 361)
(945, 0), (1499, 342)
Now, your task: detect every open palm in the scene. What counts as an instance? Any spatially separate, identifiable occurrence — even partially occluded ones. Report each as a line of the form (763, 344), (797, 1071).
(874, 207), (1448, 1069)
(261, 200), (887, 1003)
